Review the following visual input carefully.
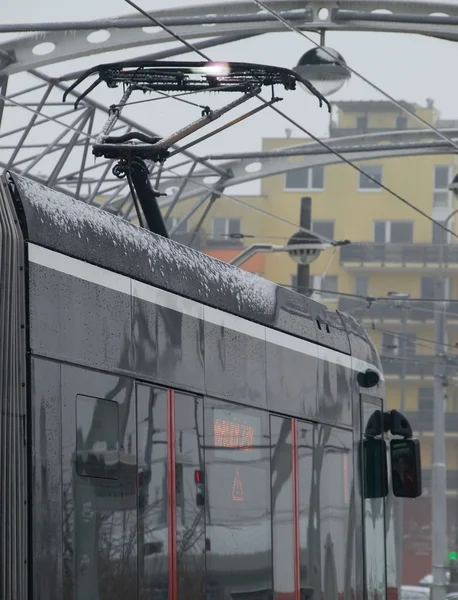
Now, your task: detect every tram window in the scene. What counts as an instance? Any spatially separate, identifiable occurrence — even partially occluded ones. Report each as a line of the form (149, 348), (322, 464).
(174, 394), (205, 600)
(137, 385), (169, 599)
(271, 416), (295, 599)
(362, 438), (388, 499)
(75, 394), (119, 479)
(204, 401), (272, 600)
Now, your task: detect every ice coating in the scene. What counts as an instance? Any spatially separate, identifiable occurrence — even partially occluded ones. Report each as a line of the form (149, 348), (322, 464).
(13, 174), (278, 317)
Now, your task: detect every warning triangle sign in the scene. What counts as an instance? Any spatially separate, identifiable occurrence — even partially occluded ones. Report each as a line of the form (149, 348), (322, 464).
(232, 468), (244, 502)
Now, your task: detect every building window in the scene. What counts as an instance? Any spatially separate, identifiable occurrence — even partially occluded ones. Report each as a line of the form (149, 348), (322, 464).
(432, 221), (448, 244)
(355, 275), (369, 297)
(418, 387), (433, 412)
(76, 395), (119, 479)
(433, 165), (451, 208)
(358, 165), (383, 191)
(420, 275), (449, 300)
(395, 116), (408, 130)
(285, 166), (324, 191)
(382, 332), (416, 357)
(167, 216), (188, 233)
(212, 217), (241, 239)
(356, 116), (368, 131)
(312, 275), (338, 299)
(373, 220), (413, 243)
(312, 220), (334, 241)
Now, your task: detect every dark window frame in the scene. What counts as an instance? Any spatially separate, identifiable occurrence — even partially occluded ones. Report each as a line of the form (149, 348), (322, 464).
(75, 394), (120, 480)
(284, 166), (325, 191)
(359, 165), (383, 191)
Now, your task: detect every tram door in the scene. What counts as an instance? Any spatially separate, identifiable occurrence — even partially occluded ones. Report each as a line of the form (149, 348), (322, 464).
(361, 397), (387, 600)
(136, 384), (205, 600)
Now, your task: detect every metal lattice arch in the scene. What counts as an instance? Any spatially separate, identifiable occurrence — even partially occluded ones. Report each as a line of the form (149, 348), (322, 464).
(1, 0), (458, 223)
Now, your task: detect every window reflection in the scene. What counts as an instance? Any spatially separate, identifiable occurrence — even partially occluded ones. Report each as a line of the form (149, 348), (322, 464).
(174, 394), (205, 600)
(318, 426), (353, 600)
(71, 383), (137, 600)
(205, 401), (272, 600)
(76, 395), (119, 479)
(362, 399), (387, 600)
(297, 423), (314, 600)
(137, 385), (168, 600)
(271, 416), (294, 600)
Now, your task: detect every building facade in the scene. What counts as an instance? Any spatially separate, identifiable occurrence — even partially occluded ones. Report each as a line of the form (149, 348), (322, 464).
(165, 99), (458, 586)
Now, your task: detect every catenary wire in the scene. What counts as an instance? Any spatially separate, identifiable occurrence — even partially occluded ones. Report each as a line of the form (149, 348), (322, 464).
(251, 0), (458, 155)
(123, 0), (211, 60)
(257, 97), (458, 239)
(166, 166), (333, 243)
(121, 0), (458, 241)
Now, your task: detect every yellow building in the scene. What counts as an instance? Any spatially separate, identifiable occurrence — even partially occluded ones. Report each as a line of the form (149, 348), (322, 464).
(163, 99), (458, 580)
(164, 101), (458, 507)
(260, 101), (458, 517)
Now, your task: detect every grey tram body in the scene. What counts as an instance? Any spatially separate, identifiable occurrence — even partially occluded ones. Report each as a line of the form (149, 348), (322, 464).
(0, 172), (390, 600)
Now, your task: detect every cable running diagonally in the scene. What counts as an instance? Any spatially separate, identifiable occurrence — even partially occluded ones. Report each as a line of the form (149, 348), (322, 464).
(121, 0), (458, 240)
(251, 0), (458, 155)
(166, 167), (334, 243)
(260, 99), (458, 239)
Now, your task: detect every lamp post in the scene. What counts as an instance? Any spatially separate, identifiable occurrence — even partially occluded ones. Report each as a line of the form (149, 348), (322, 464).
(293, 46), (351, 96)
(229, 239), (333, 268)
(387, 291), (411, 591)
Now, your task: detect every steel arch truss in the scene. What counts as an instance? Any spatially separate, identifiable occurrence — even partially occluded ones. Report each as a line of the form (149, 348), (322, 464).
(2, 1), (458, 76)
(0, 69), (228, 215)
(1, 1), (458, 232)
(0, 66), (457, 222)
(156, 128), (458, 206)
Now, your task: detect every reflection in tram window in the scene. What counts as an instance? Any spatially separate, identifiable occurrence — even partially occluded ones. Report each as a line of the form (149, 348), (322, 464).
(362, 399), (387, 600)
(68, 375), (138, 600)
(174, 394), (205, 600)
(204, 401), (272, 600)
(297, 422), (314, 600)
(270, 416), (294, 600)
(76, 395), (119, 479)
(137, 385), (169, 600)
(318, 426), (354, 600)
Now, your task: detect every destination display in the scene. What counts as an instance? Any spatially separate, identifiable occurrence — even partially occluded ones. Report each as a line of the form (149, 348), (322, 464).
(213, 408), (261, 461)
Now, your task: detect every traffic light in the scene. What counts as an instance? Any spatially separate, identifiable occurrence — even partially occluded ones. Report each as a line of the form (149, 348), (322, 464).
(450, 551), (458, 585)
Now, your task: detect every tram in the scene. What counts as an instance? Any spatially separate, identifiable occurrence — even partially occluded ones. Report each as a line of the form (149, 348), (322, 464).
(0, 171), (420, 600)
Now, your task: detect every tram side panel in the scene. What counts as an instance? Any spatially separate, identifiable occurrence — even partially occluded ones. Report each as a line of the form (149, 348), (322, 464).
(0, 177), (28, 600)
(25, 257), (365, 600)
(7, 173), (384, 600)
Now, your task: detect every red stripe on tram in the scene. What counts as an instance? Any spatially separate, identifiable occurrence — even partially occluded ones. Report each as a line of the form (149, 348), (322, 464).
(167, 390), (177, 600)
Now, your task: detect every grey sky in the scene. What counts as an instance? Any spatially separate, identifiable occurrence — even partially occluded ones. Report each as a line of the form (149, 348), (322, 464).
(2, 0), (458, 195)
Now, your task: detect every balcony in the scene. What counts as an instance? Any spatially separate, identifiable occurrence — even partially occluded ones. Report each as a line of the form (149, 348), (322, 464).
(338, 297), (458, 322)
(421, 469), (458, 489)
(404, 411), (458, 434)
(340, 243), (458, 268)
(381, 355), (458, 378)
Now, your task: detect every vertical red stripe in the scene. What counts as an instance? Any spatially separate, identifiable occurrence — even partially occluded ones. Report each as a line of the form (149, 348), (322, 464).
(167, 390), (177, 600)
(292, 419), (300, 600)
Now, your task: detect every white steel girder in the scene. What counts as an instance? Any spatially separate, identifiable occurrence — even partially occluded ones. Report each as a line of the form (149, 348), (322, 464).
(2, 0), (458, 76)
(156, 127), (458, 205)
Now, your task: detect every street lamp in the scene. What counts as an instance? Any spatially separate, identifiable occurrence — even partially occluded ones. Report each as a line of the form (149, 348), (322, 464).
(229, 238), (333, 268)
(293, 47), (351, 96)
